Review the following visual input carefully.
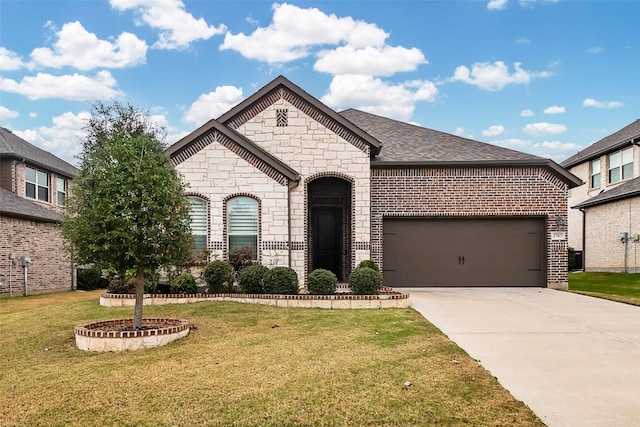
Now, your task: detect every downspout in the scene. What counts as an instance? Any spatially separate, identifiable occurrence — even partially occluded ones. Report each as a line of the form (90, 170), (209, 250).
(579, 208), (586, 271)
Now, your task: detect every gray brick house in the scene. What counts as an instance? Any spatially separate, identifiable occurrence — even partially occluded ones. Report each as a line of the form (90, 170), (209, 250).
(168, 76), (581, 289)
(0, 127), (77, 295)
(562, 119), (640, 272)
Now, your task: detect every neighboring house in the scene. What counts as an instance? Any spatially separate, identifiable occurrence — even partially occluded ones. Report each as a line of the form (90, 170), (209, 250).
(0, 127), (77, 295)
(562, 119), (640, 272)
(167, 76), (581, 289)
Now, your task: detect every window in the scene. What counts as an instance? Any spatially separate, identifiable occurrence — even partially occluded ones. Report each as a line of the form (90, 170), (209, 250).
(608, 147), (633, 184)
(188, 197), (208, 253)
(25, 166), (49, 202)
(590, 159), (601, 188)
(227, 196), (258, 259)
(57, 177), (66, 206)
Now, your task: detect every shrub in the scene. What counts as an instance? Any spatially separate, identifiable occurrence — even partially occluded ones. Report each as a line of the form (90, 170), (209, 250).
(349, 267), (382, 295)
(307, 269), (337, 295)
(357, 259), (380, 273)
(229, 246), (256, 273)
(238, 264), (269, 294)
(263, 267), (299, 295)
(77, 267), (108, 290)
(202, 260), (236, 293)
(107, 270), (157, 294)
(170, 273), (197, 294)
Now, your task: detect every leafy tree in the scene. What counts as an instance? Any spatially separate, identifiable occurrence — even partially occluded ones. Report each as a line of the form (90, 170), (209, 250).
(61, 102), (194, 329)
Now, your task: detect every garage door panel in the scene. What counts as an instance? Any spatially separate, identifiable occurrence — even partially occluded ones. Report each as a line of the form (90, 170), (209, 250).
(383, 218), (545, 287)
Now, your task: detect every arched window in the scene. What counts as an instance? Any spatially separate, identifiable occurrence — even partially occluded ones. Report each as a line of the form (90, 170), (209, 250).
(188, 197), (208, 253)
(227, 196), (258, 259)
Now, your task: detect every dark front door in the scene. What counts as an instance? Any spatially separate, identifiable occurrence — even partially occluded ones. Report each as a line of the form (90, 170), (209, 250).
(312, 208), (342, 279)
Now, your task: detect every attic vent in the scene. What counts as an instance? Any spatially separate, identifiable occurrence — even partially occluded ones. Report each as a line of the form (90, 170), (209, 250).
(276, 109), (288, 127)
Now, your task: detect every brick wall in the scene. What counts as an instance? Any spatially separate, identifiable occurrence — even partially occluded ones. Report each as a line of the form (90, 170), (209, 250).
(371, 166), (570, 288)
(0, 216), (73, 295)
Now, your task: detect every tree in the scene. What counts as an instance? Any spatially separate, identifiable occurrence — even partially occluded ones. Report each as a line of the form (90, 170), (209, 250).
(62, 102), (194, 329)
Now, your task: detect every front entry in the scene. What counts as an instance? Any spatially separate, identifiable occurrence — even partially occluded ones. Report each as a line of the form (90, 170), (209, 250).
(307, 177), (352, 281)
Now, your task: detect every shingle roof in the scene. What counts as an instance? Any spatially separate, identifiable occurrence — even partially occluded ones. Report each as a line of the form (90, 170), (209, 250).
(0, 127), (78, 178)
(339, 109), (582, 187)
(0, 188), (61, 223)
(573, 176), (640, 209)
(561, 119), (640, 168)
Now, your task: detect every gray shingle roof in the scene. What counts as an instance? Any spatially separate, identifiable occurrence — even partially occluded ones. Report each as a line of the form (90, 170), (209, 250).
(561, 119), (640, 168)
(339, 109), (543, 163)
(0, 127), (78, 177)
(573, 176), (640, 209)
(0, 188), (61, 222)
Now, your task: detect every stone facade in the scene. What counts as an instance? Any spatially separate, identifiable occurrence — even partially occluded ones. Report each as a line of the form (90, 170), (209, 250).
(371, 167), (570, 289)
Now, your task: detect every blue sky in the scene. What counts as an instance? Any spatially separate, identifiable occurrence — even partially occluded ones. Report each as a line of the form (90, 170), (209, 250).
(1, 0), (638, 165)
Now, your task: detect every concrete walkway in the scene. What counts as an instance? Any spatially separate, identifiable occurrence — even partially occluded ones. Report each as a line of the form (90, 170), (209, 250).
(400, 288), (640, 427)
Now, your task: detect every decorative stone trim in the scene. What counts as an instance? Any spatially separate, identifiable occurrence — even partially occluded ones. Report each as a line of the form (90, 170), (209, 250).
(74, 318), (190, 352)
(100, 289), (410, 309)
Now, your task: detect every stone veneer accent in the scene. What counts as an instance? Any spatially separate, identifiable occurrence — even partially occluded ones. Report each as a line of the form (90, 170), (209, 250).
(371, 167), (570, 289)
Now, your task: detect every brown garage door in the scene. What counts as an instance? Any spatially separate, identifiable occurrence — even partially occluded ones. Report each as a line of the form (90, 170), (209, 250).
(383, 218), (545, 287)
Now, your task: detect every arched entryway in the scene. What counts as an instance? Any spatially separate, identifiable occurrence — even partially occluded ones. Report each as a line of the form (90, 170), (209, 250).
(307, 176), (352, 281)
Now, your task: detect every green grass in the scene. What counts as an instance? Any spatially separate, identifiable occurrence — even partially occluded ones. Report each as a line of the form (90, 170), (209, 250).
(0, 291), (543, 426)
(568, 272), (640, 305)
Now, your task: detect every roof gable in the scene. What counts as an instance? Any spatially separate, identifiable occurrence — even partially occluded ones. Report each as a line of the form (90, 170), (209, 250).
(0, 188), (61, 223)
(217, 76), (382, 156)
(0, 127), (78, 178)
(562, 119), (640, 168)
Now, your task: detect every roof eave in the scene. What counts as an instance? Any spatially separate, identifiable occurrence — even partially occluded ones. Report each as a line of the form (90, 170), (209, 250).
(573, 190), (640, 209)
(0, 153), (77, 178)
(562, 136), (640, 168)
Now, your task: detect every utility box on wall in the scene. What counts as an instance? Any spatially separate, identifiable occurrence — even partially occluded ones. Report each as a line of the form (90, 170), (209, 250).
(20, 256), (31, 266)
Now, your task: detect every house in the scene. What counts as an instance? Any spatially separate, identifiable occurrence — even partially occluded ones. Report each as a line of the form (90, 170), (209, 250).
(167, 76), (581, 289)
(562, 119), (640, 272)
(0, 127), (77, 295)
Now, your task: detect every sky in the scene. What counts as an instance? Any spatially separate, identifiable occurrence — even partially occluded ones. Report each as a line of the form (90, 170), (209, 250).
(0, 0), (638, 166)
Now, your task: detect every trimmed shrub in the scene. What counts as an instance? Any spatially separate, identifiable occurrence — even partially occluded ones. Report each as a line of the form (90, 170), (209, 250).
(263, 267), (299, 295)
(357, 259), (380, 273)
(307, 269), (337, 295)
(349, 267), (382, 295)
(170, 273), (197, 294)
(238, 264), (269, 294)
(77, 267), (108, 290)
(202, 260), (236, 293)
(229, 246), (257, 273)
(107, 270), (157, 294)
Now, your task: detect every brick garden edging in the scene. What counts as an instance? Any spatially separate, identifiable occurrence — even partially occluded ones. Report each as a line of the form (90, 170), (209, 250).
(75, 318), (190, 352)
(100, 289), (410, 309)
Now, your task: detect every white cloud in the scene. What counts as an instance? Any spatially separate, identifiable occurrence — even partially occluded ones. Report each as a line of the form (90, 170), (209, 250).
(491, 137), (531, 150)
(488, 0), (508, 10)
(29, 21), (147, 70)
(183, 86), (244, 125)
(314, 45), (426, 77)
(0, 106), (20, 120)
(321, 75), (437, 121)
(29, 112), (38, 118)
(515, 37), (531, 44)
(0, 47), (29, 71)
(0, 71), (122, 101)
(491, 137), (579, 162)
(586, 47), (604, 54)
(583, 98), (623, 109)
(454, 127), (474, 139)
(520, 109), (535, 117)
(482, 125), (505, 137)
(523, 122), (567, 136)
(451, 61), (550, 91)
(110, 0), (226, 50)
(14, 111), (90, 164)
(220, 3), (388, 63)
(543, 105), (566, 114)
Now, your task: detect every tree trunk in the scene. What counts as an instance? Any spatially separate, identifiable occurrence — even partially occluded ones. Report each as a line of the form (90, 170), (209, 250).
(133, 266), (145, 329)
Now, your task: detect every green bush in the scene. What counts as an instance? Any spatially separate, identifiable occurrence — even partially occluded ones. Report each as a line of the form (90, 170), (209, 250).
(203, 260), (236, 293)
(357, 259), (380, 273)
(170, 273), (198, 294)
(238, 264), (268, 294)
(263, 267), (299, 295)
(349, 266), (382, 295)
(307, 269), (337, 295)
(107, 270), (157, 294)
(229, 246), (256, 273)
(77, 267), (108, 290)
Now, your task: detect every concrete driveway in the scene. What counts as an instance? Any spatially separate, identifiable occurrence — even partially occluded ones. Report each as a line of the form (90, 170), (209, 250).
(400, 288), (640, 427)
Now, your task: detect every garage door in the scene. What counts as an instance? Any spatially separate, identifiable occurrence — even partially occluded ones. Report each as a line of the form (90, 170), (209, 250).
(383, 218), (545, 287)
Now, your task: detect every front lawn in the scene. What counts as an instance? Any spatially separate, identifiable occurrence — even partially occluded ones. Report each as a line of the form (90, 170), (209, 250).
(0, 291), (542, 426)
(568, 272), (640, 305)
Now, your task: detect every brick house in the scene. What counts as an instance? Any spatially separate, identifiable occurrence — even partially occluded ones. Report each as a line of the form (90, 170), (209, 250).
(562, 119), (640, 272)
(167, 76), (581, 289)
(0, 127), (77, 295)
